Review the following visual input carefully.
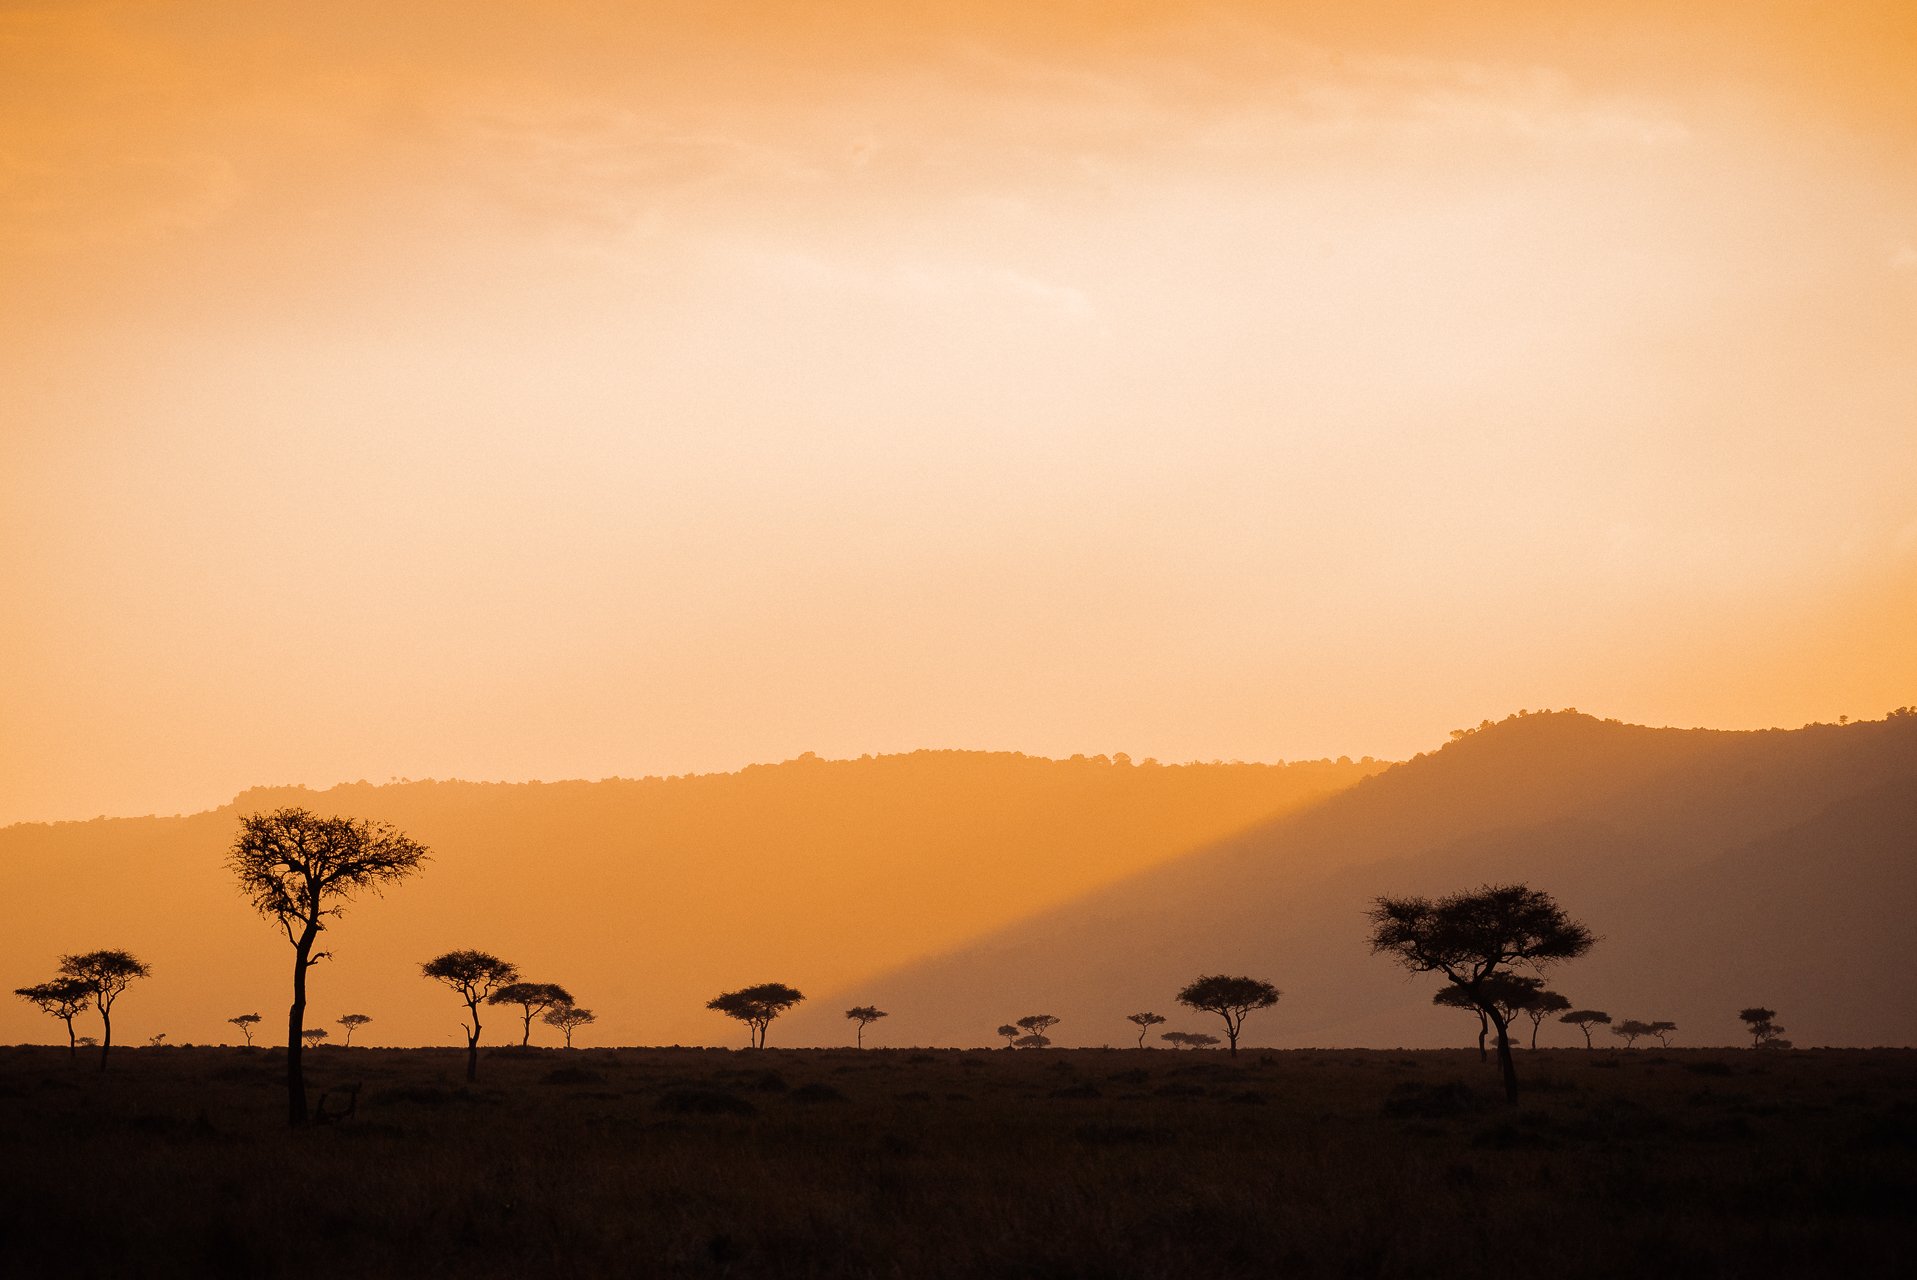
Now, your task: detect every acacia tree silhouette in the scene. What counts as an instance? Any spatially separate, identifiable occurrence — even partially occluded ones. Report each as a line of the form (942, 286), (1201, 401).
(487, 982), (574, 1046)
(706, 983), (805, 1048)
(543, 1004), (595, 1048)
(1126, 1012), (1167, 1047)
(1612, 1019), (1654, 1047)
(1524, 991), (1572, 1048)
(336, 1013), (371, 1047)
(1161, 1031), (1220, 1049)
(1175, 975), (1280, 1057)
(1369, 883), (1595, 1103)
(423, 951), (519, 1080)
(1016, 1014), (1061, 1044)
(1648, 1020), (1678, 1048)
(300, 1028), (328, 1048)
(1739, 1006), (1788, 1049)
(228, 807), (428, 1125)
(59, 950), (150, 1072)
(227, 1013), (262, 1047)
(14, 977), (93, 1061)
(1434, 973), (1544, 1060)
(996, 1023), (1019, 1047)
(845, 1005), (887, 1048)
(1559, 1009), (1611, 1047)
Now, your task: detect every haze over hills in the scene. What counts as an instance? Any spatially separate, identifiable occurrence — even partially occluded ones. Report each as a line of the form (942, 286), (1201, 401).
(0, 751), (1379, 1048)
(783, 711), (1917, 1049)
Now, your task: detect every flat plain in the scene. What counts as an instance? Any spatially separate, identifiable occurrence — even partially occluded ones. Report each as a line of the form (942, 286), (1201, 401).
(1, 1044), (1911, 1278)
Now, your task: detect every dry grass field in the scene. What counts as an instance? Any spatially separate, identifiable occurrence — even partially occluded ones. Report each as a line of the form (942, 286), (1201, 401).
(1, 1044), (1911, 1278)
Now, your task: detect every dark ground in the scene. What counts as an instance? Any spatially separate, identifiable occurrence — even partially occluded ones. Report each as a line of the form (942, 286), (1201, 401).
(0, 1044), (1911, 1278)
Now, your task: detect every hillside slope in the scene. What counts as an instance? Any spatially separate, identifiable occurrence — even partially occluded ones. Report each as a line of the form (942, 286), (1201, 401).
(786, 713), (1917, 1048)
(0, 751), (1378, 1047)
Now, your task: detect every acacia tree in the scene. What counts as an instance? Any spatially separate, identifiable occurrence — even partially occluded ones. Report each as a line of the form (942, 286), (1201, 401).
(845, 1005), (888, 1048)
(487, 982), (574, 1046)
(1175, 975), (1280, 1058)
(301, 1028), (328, 1048)
(706, 983), (805, 1048)
(1524, 991), (1573, 1049)
(422, 950), (519, 1081)
(228, 807), (428, 1126)
(1436, 973), (1547, 1059)
(1368, 883), (1595, 1103)
(1162, 1031), (1221, 1049)
(336, 1013), (371, 1047)
(1016, 1014), (1061, 1044)
(227, 1013), (262, 1047)
(543, 1004), (595, 1048)
(1560, 1009), (1611, 1048)
(59, 950), (151, 1072)
(1612, 1019), (1654, 1047)
(1739, 1006), (1788, 1049)
(1012, 1034), (1052, 1049)
(1126, 1012), (1167, 1047)
(1648, 1020), (1678, 1048)
(996, 1023), (1019, 1047)
(14, 977), (93, 1061)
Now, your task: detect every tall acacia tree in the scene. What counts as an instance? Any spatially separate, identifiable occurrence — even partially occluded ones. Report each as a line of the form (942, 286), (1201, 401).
(705, 983), (805, 1048)
(14, 977), (93, 1061)
(423, 950), (520, 1079)
(845, 1005), (888, 1048)
(228, 807), (429, 1126)
(228, 1013), (263, 1046)
(59, 950), (151, 1071)
(487, 982), (574, 1046)
(1126, 1012), (1167, 1047)
(1175, 975), (1280, 1058)
(1368, 883), (1594, 1103)
(336, 1013), (372, 1047)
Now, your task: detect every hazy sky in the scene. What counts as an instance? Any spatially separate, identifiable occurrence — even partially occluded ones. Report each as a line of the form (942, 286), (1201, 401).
(3, 1), (1913, 826)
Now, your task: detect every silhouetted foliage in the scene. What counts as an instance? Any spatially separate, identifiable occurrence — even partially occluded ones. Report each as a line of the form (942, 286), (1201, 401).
(1011, 1034), (1052, 1049)
(543, 1004), (595, 1048)
(1740, 1007), (1788, 1049)
(1016, 1014), (1061, 1043)
(488, 982), (575, 1046)
(228, 807), (428, 1125)
(14, 977), (92, 1061)
(1126, 1012), (1167, 1047)
(1175, 975), (1279, 1057)
(336, 1013), (371, 1047)
(1560, 1009), (1611, 1048)
(1523, 990), (1573, 1048)
(706, 983), (805, 1048)
(1434, 983), (1492, 1059)
(1161, 1031), (1221, 1049)
(1368, 883), (1595, 1103)
(1648, 1020), (1678, 1048)
(422, 950), (520, 1080)
(300, 1028), (327, 1048)
(1436, 973), (1552, 1058)
(227, 1012), (262, 1047)
(996, 1024), (1019, 1047)
(58, 950), (151, 1072)
(1612, 1019), (1655, 1047)
(845, 1005), (888, 1048)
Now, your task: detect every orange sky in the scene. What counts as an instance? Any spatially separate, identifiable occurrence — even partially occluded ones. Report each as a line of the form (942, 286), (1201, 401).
(2, 1), (1913, 827)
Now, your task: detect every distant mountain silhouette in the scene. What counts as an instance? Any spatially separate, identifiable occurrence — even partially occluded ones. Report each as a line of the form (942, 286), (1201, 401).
(781, 713), (1917, 1048)
(0, 751), (1377, 1048)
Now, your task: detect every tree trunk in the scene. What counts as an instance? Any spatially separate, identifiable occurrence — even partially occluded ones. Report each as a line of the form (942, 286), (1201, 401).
(1490, 1010), (1519, 1104)
(1475, 1011), (1488, 1061)
(465, 1004), (481, 1081)
(64, 1017), (77, 1062)
(287, 924), (316, 1127)
(1225, 1017), (1239, 1058)
(98, 1003), (112, 1072)
(1529, 1018), (1539, 1050)
(856, 1023), (865, 1049)
(521, 1010), (532, 1047)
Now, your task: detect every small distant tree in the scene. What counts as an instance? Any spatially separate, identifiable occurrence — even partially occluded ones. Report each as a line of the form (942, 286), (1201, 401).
(1611, 1019), (1654, 1047)
(146, 1033), (167, 1047)
(59, 950), (151, 1072)
(14, 978), (93, 1061)
(1368, 884), (1595, 1103)
(1523, 991), (1573, 1049)
(1126, 1012), (1167, 1047)
(1434, 973), (1545, 1058)
(996, 1024), (1019, 1047)
(705, 983), (805, 1048)
(300, 1028), (327, 1048)
(1012, 1034), (1052, 1049)
(487, 982), (574, 1047)
(1016, 1014), (1061, 1042)
(227, 1013), (263, 1047)
(1648, 1020), (1678, 1048)
(1739, 1007), (1787, 1049)
(1162, 1031), (1221, 1049)
(422, 950), (520, 1080)
(543, 1004), (595, 1048)
(845, 1005), (888, 1048)
(77, 1036), (99, 1048)
(1175, 975), (1280, 1057)
(336, 1013), (371, 1047)
(229, 807), (428, 1125)
(1560, 1009), (1611, 1048)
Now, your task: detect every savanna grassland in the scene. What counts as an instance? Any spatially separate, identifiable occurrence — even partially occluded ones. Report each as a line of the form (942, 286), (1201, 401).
(1, 1045), (1911, 1278)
